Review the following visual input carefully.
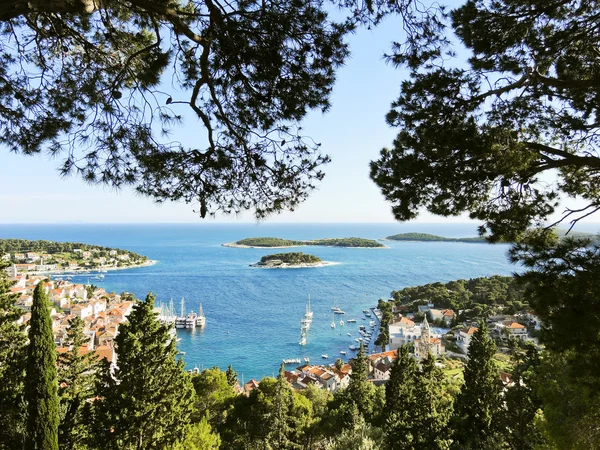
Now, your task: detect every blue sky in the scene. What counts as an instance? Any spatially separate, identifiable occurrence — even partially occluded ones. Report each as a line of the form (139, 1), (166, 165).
(0, 17), (423, 223)
(0, 11), (598, 227)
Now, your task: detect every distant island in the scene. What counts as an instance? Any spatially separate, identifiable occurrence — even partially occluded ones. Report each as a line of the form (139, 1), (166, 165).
(250, 252), (335, 268)
(384, 230), (599, 243)
(0, 238), (155, 275)
(384, 233), (486, 243)
(225, 237), (384, 248)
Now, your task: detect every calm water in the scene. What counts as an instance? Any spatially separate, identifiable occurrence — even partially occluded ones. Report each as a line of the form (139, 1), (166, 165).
(0, 223), (519, 380)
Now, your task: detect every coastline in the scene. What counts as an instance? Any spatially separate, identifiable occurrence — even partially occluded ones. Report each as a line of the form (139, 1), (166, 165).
(23, 259), (158, 276)
(249, 261), (340, 269)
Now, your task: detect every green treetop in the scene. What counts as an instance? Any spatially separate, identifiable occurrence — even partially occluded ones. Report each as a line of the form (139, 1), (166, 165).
(57, 316), (101, 450)
(371, 0), (600, 242)
(94, 293), (195, 449)
(0, 262), (27, 449)
(25, 282), (59, 450)
(452, 322), (503, 449)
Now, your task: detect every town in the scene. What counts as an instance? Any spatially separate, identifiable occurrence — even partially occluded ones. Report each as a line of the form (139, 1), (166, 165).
(0, 239), (151, 275)
(5, 270), (132, 368)
(242, 297), (541, 396)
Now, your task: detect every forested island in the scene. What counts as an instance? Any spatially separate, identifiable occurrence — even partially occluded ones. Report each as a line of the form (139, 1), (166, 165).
(250, 252), (333, 268)
(0, 238), (152, 273)
(385, 230), (599, 243)
(225, 236), (384, 248)
(384, 233), (486, 243)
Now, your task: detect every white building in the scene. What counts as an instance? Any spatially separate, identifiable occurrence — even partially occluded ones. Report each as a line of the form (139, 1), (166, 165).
(456, 326), (478, 354)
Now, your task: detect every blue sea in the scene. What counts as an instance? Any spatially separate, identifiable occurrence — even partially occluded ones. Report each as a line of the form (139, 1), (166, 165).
(0, 222), (522, 380)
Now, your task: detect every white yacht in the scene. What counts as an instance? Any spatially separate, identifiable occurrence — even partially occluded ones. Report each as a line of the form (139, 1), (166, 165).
(304, 294), (313, 321)
(196, 303), (206, 328)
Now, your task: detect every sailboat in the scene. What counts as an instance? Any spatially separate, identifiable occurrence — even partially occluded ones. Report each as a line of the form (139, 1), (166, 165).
(332, 297), (345, 314)
(299, 329), (307, 346)
(196, 302), (206, 328)
(304, 294), (313, 321)
(331, 314), (336, 329)
(301, 294), (313, 331)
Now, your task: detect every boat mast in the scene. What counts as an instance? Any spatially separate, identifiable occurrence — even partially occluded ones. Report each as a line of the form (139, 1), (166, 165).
(180, 297), (185, 317)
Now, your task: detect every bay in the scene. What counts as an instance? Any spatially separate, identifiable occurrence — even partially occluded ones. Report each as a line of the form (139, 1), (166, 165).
(0, 222), (518, 380)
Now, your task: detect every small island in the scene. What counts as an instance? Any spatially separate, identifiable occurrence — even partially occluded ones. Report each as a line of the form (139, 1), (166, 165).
(384, 229), (599, 243)
(250, 252), (335, 269)
(384, 233), (486, 243)
(0, 238), (155, 275)
(225, 236), (384, 248)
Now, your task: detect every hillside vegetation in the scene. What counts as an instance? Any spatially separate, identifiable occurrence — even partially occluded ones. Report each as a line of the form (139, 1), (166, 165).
(391, 275), (528, 316)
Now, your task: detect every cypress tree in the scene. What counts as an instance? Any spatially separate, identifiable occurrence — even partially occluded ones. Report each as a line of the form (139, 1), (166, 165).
(225, 364), (238, 388)
(451, 322), (502, 449)
(415, 353), (453, 450)
(346, 342), (377, 421)
(0, 262), (27, 449)
(269, 363), (301, 450)
(57, 316), (101, 449)
(25, 281), (59, 450)
(94, 293), (195, 449)
(383, 345), (418, 449)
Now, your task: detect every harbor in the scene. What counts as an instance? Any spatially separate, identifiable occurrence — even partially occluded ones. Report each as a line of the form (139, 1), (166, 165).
(281, 300), (383, 367)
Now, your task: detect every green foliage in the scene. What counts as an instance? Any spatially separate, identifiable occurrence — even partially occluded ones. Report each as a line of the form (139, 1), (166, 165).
(512, 237), (600, 386)
(0, 239), (146, 263)
(500, 345), (545, 450)
(25, 282), (59, 450)
(259, 252), (322, 264)
(533, 351), (600, 449)
(370, 0), (600, 242)
(172, 416), (221, 450)
(94, 293), (195, 449)
(310, 238), (384, 248)
(326, 344), (383, 431)
(383, 346), (419, 449)
(374, 300), (392, 351)
(391, 275), (527, 316)
(220, 364), (312, 449)
(236, 237), (305, 247)
(326, 410), (382, 450)
(225, 365), (238, 388)
(0, 0), (368, 218)
(191, 367), (236, 427)
(383, 348), (452, 450)
(452, 323), (503, 449)
(386, 233), (486, 243)
(57, 316), (101, 450)
(0, 261), (27, 449)
(236, 237), (383, 247)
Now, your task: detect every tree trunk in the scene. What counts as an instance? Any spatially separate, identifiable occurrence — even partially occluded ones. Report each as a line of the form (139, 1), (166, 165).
(0, 0), (100, 21)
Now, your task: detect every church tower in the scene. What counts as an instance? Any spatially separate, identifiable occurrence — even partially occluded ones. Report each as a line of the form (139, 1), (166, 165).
(422, 315), (431, 344)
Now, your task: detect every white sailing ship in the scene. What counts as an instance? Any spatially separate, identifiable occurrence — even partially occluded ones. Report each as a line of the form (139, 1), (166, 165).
(196, 303), (206, 328)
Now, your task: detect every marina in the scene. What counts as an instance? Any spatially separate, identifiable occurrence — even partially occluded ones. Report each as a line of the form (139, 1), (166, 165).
(17, 222), (516, 380)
